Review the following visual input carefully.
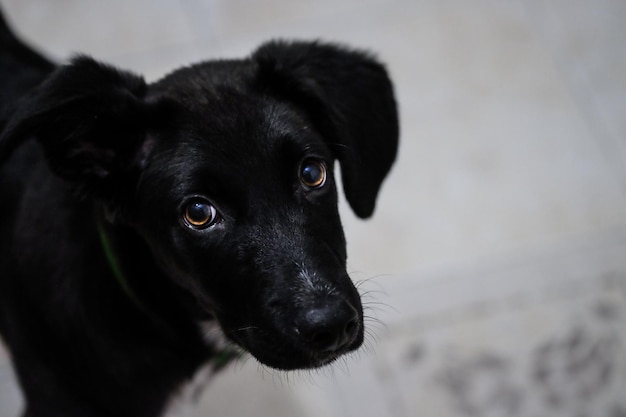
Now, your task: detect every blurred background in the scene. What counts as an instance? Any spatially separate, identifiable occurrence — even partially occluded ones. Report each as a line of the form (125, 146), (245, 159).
(1, 0), (625, 416)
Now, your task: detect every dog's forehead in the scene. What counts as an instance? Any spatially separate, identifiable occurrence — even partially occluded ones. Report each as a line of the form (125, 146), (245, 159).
(168, 91), (316, 167)
(150, 61), (317, 161)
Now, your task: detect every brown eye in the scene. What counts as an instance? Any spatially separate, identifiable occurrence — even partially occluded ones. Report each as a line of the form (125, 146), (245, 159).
(300, 159), (327, 189)
(183, 198), (218, 229)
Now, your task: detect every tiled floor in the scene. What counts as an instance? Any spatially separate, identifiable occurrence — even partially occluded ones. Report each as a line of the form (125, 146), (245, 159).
(1, 0), (625, 416)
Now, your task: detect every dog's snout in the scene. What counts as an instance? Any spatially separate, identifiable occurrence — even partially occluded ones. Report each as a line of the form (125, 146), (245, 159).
(296, 296), (360, 353)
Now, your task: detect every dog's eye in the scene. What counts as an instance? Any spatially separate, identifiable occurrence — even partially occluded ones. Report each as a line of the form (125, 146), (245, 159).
(183, 198), (219, 229)
(300, 159), (327, 189)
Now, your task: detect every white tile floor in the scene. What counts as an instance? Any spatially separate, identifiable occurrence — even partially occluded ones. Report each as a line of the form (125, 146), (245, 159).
(1, 0), (625, 416)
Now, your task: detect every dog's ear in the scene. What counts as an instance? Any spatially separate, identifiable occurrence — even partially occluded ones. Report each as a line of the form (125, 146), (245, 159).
(0, 56), (153, 204)
(253, 41), (399, 218)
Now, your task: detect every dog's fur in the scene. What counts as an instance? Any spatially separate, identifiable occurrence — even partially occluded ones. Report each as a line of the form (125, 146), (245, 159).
(0, 9), (398, 417)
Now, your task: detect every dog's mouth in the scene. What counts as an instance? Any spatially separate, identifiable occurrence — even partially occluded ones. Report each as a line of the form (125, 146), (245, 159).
(207, 292), (365, 370)
(225, 319), (364, 370)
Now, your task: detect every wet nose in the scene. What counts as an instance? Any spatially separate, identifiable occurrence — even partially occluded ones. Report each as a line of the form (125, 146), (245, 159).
(296, 296), (360, 353)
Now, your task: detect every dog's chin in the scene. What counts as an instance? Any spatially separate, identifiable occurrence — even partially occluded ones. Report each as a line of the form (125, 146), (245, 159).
(247, 346), (352, 371)
(227, 328), (364, 371)
(250, 347), (337, 370)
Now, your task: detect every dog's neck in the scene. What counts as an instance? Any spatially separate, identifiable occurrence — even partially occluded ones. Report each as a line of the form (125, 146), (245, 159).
(94, 215), (240, 370)
(94, 216), (210, 324)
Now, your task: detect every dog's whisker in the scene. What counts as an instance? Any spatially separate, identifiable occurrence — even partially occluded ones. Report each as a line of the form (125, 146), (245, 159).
(364, 326), (382, 345)
(363, 298), (388, 308)
(232, 325), (260, 334)
(364, 314), (386, 328)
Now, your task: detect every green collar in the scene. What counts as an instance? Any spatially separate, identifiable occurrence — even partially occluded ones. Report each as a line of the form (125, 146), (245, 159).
(97, 221), (145, 311)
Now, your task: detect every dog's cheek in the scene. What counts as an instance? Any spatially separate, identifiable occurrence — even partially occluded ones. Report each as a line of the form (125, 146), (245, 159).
(166, 232), (262, 315)
(302, 190), (348, 263)
(129, 220), (223, 305)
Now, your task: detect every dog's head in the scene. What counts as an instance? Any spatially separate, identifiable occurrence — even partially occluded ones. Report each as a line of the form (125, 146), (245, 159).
(0, 41), (398, 369)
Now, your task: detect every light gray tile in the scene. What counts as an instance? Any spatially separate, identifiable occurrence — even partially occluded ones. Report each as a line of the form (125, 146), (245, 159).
(2, 0), (195, 62)
(524, 0), (626, 187)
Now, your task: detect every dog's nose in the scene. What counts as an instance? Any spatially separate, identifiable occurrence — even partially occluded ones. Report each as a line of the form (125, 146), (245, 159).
(296, 297), (360, 353)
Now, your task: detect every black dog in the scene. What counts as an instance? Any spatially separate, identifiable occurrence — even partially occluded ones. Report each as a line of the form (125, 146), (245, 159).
(0, 9), (398, 417)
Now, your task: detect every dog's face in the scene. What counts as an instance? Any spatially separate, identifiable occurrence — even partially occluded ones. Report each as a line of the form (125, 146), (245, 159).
(1, 41), (398, 369)
(134, 93), (360, 368)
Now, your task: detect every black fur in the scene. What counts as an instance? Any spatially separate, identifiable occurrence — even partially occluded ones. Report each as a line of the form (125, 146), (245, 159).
(0, 10), (398, 417)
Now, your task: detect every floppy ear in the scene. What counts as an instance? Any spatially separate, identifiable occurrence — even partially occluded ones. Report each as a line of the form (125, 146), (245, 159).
(253, 40), (399, 218)
(0, 56), (152, 204)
